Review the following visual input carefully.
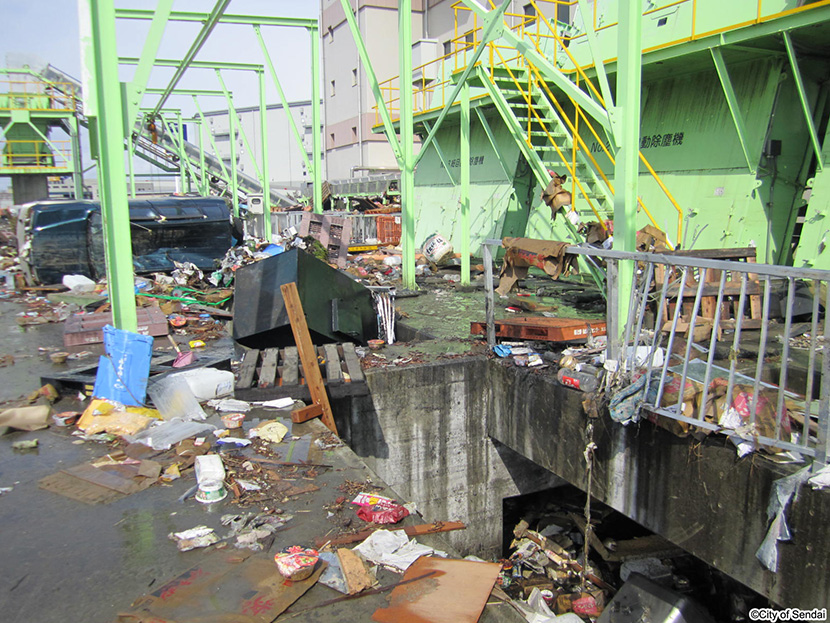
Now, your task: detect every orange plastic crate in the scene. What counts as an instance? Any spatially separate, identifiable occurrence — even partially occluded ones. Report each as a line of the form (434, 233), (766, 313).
(376, 214), (402, 246)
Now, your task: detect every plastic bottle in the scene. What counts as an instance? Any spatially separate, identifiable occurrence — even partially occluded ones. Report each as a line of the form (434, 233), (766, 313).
(557, 368), (599, 392)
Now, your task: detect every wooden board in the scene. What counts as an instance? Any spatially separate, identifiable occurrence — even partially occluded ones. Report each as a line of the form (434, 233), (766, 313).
(282, 346), (299, 387)
(281, 282), (338, 435)
(236, 349), (259, 389)
(39, 471), (125, 505)
(341, 342), (365, 383)
(258, 347), (280, 388)
(323, 343), (343, 384)
(372, 557), (501, 623)
(337, 548), (375, 594)
(470, 316), (607, 343)
(315, 521), (467, 548)
(234, 342), (367, 402)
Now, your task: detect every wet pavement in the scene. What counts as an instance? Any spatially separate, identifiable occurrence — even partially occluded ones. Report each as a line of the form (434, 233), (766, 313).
(0, 293), (521, 623)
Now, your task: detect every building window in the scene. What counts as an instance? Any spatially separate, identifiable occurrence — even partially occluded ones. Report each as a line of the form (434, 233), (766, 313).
(443, 40), (452, 57)
(524, 3), (536, 17)
(352, 126), (357, 141)
(464, 30), (474, 49)
(328, 26), (334, 43)
(352, 68), (358, 86)
(330, 80), (336, 97)
(330, 132), (335, 145)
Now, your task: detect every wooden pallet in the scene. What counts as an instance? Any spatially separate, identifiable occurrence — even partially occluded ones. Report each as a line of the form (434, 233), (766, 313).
(234, 342), (367, 402)
(40, 351), (232, 396)
(470, 317), (607, 342)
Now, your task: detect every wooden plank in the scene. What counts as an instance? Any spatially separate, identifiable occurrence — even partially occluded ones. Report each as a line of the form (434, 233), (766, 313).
(292, 403), (324, 423)
(341, 342), (365, 383)
(280, 282), (338, 435)
(323, 344), (343, 384)
(236, 349), (259, 389)
(282, 347), (299, 387)
(258, 347), (280, 388)
(666, 281), (763, 298)
(337, 548), (375, 594)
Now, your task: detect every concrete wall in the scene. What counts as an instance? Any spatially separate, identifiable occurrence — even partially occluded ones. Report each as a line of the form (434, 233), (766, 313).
(335, 357), (563, 559)
(335, 356), (830, 608)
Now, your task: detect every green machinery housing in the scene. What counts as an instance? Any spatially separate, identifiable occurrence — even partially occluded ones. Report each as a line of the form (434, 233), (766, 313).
(367, 0), (830, 271)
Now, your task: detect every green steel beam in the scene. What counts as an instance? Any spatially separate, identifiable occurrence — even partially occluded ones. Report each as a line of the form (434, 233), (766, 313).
(214, 75), (240, 216)
(711, 48), (756, 174)
(121, 57), (263, 72)
(422, 121), (456, 184)
(259, 69), (272, 241)
(612, 0), (643, 358)
(115, 8), (317, 29)
(400, 0), (415, 289)
(175, 111), (190, 192)
(192, 96), (233, 190)
(70, 115), (84, 199)
(783, 31), (823, 172)
(197, 118), (208, 194)
(82, 0), (137, 332)
(310, 25), (323, 215)
(128, 132), (136, 197)
(575, 0), (617, 144)
(474, 108), (512, 181)
(339, 0), (402, 165)
(459, 0), (612, 134)
(413, 0), (510, 168)
(254, 25), (312, 173)
(636, 5), (830, 68)
(126, 0), (174, 123)
(460, 81), (471, 286)
(144, 88), (225, 96)
(149, 0), (232, 119)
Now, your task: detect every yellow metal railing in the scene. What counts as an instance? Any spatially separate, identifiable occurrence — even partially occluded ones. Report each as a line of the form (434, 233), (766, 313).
(374, 0), (701, 242)
(1, 139), (72, 169)
(0, 79), (78, 113)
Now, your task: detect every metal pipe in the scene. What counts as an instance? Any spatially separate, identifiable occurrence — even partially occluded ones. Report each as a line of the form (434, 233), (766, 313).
(656, 267), (688, 408)
(699, 270), (728, 422)
(749, 276), (773, 439)
(675, 268), (707, 417)
(776, 277), (796, 441)
(803, 279), (821, 449)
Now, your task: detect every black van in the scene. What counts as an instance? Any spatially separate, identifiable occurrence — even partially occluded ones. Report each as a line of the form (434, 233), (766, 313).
(17, 196), (234, 285)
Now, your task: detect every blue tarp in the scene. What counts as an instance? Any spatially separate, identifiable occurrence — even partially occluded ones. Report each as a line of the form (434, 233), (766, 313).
(92, 325), (154, 406)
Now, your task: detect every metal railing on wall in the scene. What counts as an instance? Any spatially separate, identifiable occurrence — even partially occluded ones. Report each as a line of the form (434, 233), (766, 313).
(565, 245), (830, 463)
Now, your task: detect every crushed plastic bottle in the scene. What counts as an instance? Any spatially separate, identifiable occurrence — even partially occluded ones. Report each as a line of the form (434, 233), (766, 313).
(557, 368), (599, 393)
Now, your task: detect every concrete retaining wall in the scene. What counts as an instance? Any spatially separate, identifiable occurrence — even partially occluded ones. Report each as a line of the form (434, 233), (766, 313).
(334, 357), (830, 607)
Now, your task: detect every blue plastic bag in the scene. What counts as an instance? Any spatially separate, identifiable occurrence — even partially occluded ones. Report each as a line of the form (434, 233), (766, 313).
(92, 325), (154, 406)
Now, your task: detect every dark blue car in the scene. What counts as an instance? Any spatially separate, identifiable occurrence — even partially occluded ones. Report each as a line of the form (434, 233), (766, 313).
(17, 196), (234, 285)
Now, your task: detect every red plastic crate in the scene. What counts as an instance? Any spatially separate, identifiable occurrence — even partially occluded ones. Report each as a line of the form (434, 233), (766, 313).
(376, 214), (401, 246)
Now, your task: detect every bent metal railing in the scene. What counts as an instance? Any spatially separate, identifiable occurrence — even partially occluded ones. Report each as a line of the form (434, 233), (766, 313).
(565, 245), (830, 464)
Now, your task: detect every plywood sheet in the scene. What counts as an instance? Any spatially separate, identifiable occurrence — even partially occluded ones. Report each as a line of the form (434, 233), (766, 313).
(372, 557), (501, 623)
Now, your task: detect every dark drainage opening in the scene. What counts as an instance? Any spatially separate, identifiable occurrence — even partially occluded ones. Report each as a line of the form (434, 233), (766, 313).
(502, 484), (768, 621)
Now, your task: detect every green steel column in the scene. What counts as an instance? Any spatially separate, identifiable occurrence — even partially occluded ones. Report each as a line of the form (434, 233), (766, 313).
(70, 115), (84, 199)
(198, 118), (208, 194)
(460, 80), (471, 286)
(310, 25), (323, 214)
(400, 0), (415, 289)
(83, 0), (137, 331)
(783, 31), (823, 172)
(255, 26), (312, 176)
(612, 0), (642, 359)
(216, 71), (239, 217)
(258, 69), (272, 240)
(176, 111), (189, 193)
(711, 48), (755, 174)
(127, 132), (136, 197)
